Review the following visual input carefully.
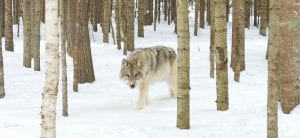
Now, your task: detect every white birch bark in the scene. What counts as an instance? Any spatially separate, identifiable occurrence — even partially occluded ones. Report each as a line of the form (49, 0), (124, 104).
(40, 0), (59, 137)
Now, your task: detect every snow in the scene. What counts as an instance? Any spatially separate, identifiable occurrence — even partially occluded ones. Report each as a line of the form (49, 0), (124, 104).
(0, 17), (299, 138)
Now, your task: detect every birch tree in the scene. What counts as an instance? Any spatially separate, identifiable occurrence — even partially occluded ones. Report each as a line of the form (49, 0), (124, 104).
(33, 0), (41, 71)
(60, 0), (68, 117)
(267, 0), (280, 137)
(0, 17), (4, 98)
(176, 0), (190, 129)
(5, 0), (14, 51)
(40, 0), (59, 137)
(214, 0), (228, 111)
(23, 0), (32, 68)
(231, 0), (245, 82)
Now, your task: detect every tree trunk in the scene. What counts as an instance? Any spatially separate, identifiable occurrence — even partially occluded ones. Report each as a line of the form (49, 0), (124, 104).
(76, 0), (95, 84)
(13, 0), (18, 24)
(60, 0), (68, 117)
(259, 0), (267, 36)
(0, 18), (4, 98)
(102, 0), (111, 43)
(158, 0), (161, 23)
(206, 0), (210, 25)
(40, 0), (45, 23)
(5, 0), (14, 51)
(267, 0), (280, 137)
(245, 0), (251, 28)
(254, 0), (258, 27)
(30, 0), (36, 56)
(164, 0), (167, 21)
(72, 0), (79, 92)
(0, 0), (4, 37)
(199, 0), (205, 28)
(194, 0), (199, 36)
(34, 0), (41, 71)
(40, 0), (59, 137)
(176, 0), (190, 129)
(125, 0), (134, 52)
(226, 0), (229, 22)
(171, 0), (176, 22)
(138, 0), (145, 37)
(67, 0), (76, 57)
(121, 0), (127, 55)
(280, 0), (300, 114)
(167, 0), (171, 25)
(231, 0), (245, 82)
(23, 0), (32, 68)
(92, 0), (99, 31)
(154, 0), (158, 31)
(214, 0), (228, 111)
(209, 0), (215, 78)
(145, 0), (153, 25)
(115, 0), (122, 49)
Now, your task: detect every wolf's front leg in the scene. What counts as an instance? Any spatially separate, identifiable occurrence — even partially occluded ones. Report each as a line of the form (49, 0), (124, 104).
(136, 82), (149, 110)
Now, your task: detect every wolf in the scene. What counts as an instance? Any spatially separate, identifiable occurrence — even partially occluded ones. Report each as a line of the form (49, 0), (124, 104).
(120, 46), (177, 110)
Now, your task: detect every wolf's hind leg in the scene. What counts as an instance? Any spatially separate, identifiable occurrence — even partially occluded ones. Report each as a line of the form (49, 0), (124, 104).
(168, 64), (177, 98)
(136, 82), (149, 110)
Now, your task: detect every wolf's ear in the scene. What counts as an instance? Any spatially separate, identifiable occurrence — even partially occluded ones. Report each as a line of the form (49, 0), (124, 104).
(121, 59), (128, 67)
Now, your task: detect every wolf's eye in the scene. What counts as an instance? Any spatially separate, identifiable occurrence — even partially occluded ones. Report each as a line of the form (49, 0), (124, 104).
(126, 74), (130, 77)
(134, 74), (138, 77)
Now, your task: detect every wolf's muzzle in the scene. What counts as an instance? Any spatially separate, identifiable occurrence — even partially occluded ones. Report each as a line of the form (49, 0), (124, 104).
(130, 84), (135, 89)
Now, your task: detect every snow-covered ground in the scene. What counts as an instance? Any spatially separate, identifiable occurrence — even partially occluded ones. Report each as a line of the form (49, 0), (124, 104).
(0, 16), (299, 138)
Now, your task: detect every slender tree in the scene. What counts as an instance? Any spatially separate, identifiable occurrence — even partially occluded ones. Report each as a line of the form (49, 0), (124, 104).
(124, 0), (134, 52)
(60, 0), (68, 117)
(115, 0), (122, 49)
(40, 0), (59, 137)
(158, 0), (161, 23)
(23, 0), (32, 68)
(206, 0), (210, 25)
(41, 0), (45, 23)
(194, 0), (199, 36)
(0, 0), (4, 37)
(199, 0), (205, 28)
(164, 0), (167, 21)
(5, 0), (14, 51)
(245, 0), (251, 28)
(0, 16), (4, 98)
(34, 0), (41, 71)
(13, 0), (19, 25)
(214, 0), (228, 111)
(67, 0), (76, 57)
(102, 0), (111, 43)
(137, 0), (145, 37)
(154, 0), (158, 31)
(254, 0), (258, 27)
(176, 0), (190, 129)
(92, 0), (99, 31)
(267, 0), (280, 137)
(144, 0), (153, 25)
(167, 0), (171, 25)
(209, 0), (215, 78)
(171, 0), (176, 22)
(259, 0), (268, 36)
(231, 0), (245, 82)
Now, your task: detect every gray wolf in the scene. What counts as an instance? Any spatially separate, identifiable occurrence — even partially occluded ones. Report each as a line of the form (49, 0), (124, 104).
(120, 46), (177, 110)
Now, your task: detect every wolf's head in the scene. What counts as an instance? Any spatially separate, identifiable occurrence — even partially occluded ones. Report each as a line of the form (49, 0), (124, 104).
(119, 59), (144, 89)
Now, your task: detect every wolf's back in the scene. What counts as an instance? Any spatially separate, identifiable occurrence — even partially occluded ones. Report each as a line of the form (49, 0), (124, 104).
(127, 46), (177, 72)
